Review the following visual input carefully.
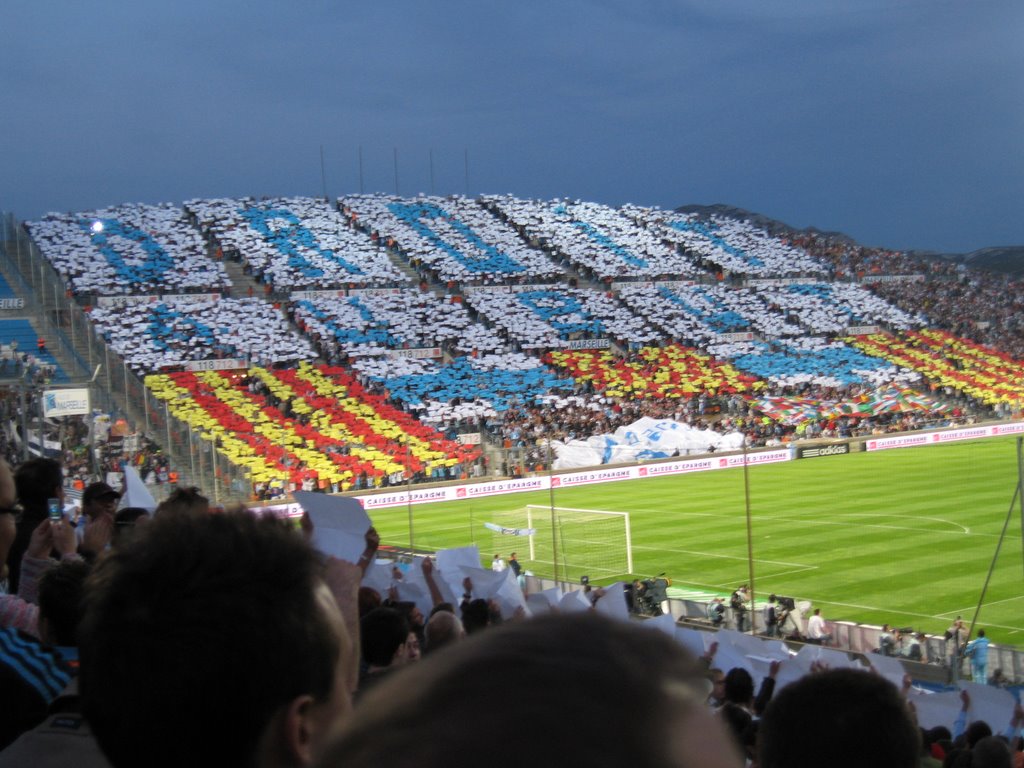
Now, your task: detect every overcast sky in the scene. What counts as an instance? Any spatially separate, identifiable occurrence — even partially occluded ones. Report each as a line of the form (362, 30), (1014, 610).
(2, 0), (1021, 253)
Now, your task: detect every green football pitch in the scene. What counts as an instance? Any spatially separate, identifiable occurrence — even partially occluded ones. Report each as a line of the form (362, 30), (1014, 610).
(368, 437), (1024, 644)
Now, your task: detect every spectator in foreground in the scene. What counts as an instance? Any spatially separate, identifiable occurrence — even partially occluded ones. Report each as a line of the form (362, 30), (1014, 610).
(78, 511), (360, 768)
(318, 612), (742, 768)
(758, 668), (919, 768)
(8, 458), (63, 594)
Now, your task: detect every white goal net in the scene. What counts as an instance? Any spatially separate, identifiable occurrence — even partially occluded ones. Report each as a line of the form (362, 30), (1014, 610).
(485, 504), (633, 583)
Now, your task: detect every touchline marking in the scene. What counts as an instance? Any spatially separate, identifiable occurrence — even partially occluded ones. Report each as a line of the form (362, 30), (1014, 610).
(758, 565), (820, 579)
(764, 513), (985, 537)
(634, 507), (985, 536)
(935, 594), (1024, 617)
(632, 544), (813, 569)
(817, 599), (1024, 633)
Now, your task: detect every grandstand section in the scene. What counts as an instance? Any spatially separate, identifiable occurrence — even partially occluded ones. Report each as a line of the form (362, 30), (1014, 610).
(26, 203), (230, 296)
(484, 196), (702, 281)
(184, 196), (408, 290)
(339, 194), (564, 284)
(0, 318), (67, 382)
(88, 296), (316, 373)
(629, 208), (830, 277)
(463, 285), (659, 348)
(292, 288), (507, 359)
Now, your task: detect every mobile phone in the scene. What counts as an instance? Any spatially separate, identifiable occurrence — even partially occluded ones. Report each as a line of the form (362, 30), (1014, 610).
(47, 497), (62, 522)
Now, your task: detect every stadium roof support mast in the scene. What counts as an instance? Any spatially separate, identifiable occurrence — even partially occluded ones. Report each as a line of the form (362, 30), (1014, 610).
(962, 438), (1024, 665)
(743, 437), (756, 634)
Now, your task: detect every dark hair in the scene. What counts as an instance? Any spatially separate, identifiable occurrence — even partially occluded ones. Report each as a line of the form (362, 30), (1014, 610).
(724, 667), (754, 704)
(358, 586), (382, 617)
(759, 669), (919, 768)
(964, 719), (993, 749)
(461, 598), (490, 635)
(14, 458), (62, 511)
(320, 613), (735, 768)
(111, 507), (149, 548)
(79, 511), (340, 768)
(360, 607), (409, 668)
(38, 559), (91, 647)
(154, 486), (208, 518)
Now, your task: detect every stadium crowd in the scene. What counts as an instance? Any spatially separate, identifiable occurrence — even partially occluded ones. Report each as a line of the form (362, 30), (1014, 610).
(184, 197), (408, 290)
(10, 194), (1023, 501)
(25, 203), (231, 297)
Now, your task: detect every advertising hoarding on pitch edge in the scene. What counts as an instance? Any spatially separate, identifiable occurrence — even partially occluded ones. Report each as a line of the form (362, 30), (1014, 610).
(42, 388), (90, 417)
(796, 443), (851, 459)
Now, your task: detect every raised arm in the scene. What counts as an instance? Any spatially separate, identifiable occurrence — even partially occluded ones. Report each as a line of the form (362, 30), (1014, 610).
(421, 556), (444, 608)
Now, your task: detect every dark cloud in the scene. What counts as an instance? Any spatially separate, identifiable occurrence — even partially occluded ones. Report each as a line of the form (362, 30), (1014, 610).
(2, 0), (1021, 252)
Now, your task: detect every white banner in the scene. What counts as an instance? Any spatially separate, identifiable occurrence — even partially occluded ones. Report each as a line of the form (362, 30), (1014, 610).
(180, 359), (248, 372)
(162, 293), (221, 304)
(43, 388), (90, 417)
(563, 338), (611, 350)
(290, 289), (347, 301)
(846, 325), (881, 335)
(95, 295), (161, 308)
(386, 347), (442, 360)
(484, 522), (537, 536)
(860, 275), (925, 284)
(718, 332), (755, 342)
(745, 278), (818, 287)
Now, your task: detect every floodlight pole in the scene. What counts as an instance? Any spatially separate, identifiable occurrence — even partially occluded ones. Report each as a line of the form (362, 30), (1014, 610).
(964, 439), (1023, 660)
(743, 437), (756, 634)
(406, 435), (414, 550)
(1018, 439), (1024, 583)
(547, 440), (559, 585)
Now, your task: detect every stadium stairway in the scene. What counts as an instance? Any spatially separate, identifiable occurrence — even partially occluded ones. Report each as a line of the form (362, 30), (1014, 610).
(218, 252), (264, 299)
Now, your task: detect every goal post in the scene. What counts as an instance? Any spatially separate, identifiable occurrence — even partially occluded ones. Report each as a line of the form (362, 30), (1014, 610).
(485, 504), (634, 583)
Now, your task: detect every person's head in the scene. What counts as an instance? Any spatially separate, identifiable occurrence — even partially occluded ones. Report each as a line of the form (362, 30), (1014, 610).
(423, 610), (464, 655)
(318, 613), (742, 768)
(360, 607), (411, 670)
(461, 598), (491, 635)
(977, 629), (986, 638)
(14, 458), (63, 511)
(0, 512), (14, 581)
(111, 506), (150, 548)
(37, 559), (91, 647)
(82, 482), (121, 521)
(964, 719), (993, 749)
(357, 586), (381, 617)
(971, 736), (1012, 768)
(813, 608), (821, 616)
(394, 600), (424, 632)
(759, 669), (919, 768)
(709, 668), (726, 704)
(154, 486), (208, 518)
(509, 552), (517, 560)
(723, 667), (754, 706)
(79, 511), (351, 768)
